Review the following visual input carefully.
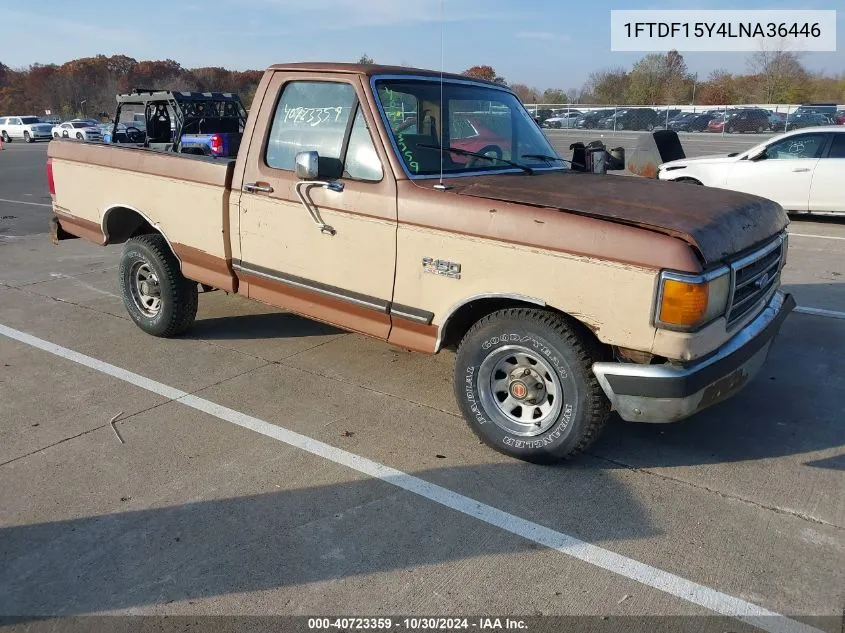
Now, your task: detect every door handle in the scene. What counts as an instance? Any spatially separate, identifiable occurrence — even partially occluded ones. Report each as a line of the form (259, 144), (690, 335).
(294, 180), (344, 235)
(243, 182), (274, 193)
(792, 168), (811, 173)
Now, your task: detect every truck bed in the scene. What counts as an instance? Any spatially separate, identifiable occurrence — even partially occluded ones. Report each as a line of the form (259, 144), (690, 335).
(48, 140), (237, 290)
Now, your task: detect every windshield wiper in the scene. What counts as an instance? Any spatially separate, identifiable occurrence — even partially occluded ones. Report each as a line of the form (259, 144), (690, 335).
(416, 144), (533, 174)
(521, 153), (571, 166)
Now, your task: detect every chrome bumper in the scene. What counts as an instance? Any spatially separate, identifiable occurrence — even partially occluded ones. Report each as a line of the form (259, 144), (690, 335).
(592, 291), (795, 423)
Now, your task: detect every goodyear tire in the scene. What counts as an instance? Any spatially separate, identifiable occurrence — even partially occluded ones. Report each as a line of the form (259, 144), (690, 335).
(455, 308), (610, 463)
(119, 234), (198, 337)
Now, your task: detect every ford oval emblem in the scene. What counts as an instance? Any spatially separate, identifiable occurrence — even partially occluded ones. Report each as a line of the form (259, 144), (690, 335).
(755, 272), (770, 290)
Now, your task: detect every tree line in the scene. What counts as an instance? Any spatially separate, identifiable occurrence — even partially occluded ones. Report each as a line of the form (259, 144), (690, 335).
(0, 55), (263, 119)
(2, 51), (842, 120)
(488, 50), (843, 106)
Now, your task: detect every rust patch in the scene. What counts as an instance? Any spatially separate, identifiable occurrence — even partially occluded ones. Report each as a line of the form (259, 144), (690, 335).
(627, 160), (658, 179)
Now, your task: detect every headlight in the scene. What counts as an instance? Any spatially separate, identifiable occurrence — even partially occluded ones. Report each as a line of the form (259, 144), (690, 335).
(655, 268), (730, 331)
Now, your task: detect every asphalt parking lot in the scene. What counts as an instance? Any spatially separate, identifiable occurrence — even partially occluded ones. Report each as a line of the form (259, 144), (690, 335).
(0, 141), (843, 632)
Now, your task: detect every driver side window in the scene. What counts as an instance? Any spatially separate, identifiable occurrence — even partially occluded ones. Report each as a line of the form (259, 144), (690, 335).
(765, 134), (827, 160)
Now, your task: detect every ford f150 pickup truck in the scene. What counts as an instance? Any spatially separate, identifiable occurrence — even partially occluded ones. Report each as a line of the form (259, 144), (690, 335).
(47, 63), (794, 463)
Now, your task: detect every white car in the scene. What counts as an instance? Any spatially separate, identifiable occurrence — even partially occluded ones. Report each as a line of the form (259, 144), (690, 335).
(658, 126), (845, 215)
(544, 111), (582, 129)
(0, 116), (54, 142)
(52, 121), (104, 142)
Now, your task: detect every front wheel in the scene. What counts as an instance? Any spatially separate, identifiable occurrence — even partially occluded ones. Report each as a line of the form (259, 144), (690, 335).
(1, 131), (9, 143)
(24, 131), (32, 143)
(75, 132), (83, 140)
(119, 234), (198, 337)
(454, 308), (610, 463)
(53, 132), (59, 139)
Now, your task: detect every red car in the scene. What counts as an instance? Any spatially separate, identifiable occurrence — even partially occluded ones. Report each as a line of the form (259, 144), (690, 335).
(706, 114), (726, 133)
(450, 118), (512, 163)
(835, 110), (845, 125)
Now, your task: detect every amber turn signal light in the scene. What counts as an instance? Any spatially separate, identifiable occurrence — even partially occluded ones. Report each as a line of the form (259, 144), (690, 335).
(658, 279), (709, 327)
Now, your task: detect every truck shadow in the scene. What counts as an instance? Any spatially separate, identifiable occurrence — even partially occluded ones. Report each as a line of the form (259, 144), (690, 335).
(591, 308), (845, 470)
(0, 461), (654, 616)
(188, 312), (342, 341)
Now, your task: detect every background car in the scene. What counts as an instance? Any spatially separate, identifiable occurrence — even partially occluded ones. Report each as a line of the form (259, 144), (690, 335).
(723, 108), (770, 134)
(51, 120), (104, 141)
(543, 111), (582, 128)
(0, 116), (53, 142)
(658, 127), (845, 215)
(600, 108), (658, 131)
(574, 109), (614, 129)
(767, 111), (788, 131)
(449, 117), (511, 162)
(670, 112), (716, 132)
(834, 110), (845, 125)
(784, 113), (834, 131)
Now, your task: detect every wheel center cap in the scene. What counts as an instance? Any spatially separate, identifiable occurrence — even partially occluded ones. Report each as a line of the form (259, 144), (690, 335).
(510, 381), (528, 400)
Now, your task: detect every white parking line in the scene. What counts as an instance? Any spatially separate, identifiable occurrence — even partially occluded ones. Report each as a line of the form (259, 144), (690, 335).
(794, 306), (845, 320)
(788, 232), (845, 242)
(48, 273), (121, 299)
(0, 197), (51, 208)
(0, 322), (822, 633)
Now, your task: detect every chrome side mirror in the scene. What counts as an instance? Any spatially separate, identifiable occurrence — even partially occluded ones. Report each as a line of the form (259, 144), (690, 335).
(295, 151), (319, 180)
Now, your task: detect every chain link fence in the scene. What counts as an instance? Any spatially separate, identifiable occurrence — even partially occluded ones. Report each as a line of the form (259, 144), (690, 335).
(525, 103), (844, 135)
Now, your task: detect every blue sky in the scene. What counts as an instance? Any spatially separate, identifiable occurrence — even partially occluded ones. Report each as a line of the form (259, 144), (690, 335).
(2, 0), (842, 91)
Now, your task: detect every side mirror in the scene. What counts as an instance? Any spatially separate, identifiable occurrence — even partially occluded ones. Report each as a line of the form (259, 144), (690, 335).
(748, 147), (767, 161)
(295, 151), (319, 180)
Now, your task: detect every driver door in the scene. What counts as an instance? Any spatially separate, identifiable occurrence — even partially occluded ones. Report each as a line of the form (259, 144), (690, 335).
(236, 72), (397, 339)
(724, 133), (829, 211)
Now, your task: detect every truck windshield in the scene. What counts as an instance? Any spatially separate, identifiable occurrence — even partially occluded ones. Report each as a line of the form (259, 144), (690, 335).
(374, 78), (564, 177)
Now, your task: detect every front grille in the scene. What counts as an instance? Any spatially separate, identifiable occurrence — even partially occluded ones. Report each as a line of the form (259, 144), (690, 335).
(726, 236), (785, 327)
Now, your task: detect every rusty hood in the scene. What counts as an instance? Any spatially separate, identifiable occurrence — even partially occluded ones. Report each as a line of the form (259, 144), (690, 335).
(451, 171), (788, 263)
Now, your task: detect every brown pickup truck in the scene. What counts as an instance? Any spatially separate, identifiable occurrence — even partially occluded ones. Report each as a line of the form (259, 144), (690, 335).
(48, 63), (794, 463)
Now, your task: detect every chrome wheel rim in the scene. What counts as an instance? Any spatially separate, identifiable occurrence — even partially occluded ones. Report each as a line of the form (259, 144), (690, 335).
(477, 345), (564, 436)
(130, 262), (162, 317)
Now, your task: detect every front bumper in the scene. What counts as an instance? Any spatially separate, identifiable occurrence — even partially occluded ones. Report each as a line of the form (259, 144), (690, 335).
(592, 291), (795, 423)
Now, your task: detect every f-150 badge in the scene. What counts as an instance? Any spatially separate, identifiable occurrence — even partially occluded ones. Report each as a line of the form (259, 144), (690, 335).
(423, 257), (461, 280)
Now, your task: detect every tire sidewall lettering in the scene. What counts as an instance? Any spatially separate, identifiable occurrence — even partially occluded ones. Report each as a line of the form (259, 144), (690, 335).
(461, 329), (580, 452)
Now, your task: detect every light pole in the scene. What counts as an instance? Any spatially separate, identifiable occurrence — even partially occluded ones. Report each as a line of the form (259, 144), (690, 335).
(80, 99), (87, 117)
(691, 73), (698, 112)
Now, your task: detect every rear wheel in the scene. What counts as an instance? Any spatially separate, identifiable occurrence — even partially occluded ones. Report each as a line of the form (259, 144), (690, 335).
(119, 234), (198, 337)
(1, 131), (9, 143)
(454, 308), (610, 463)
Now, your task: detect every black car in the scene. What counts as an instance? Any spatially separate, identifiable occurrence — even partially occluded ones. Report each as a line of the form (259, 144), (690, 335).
(574, 109), (614, 129)
(599, 107), (659, 131)
(784, 113), (833, 131)
(723, 108), (769, 134)
(794, 103), (837, 117)
(669, 112), (715, 132)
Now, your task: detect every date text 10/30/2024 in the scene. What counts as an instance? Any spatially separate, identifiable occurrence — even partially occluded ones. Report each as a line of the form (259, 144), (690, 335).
(308, 617), (528, 630)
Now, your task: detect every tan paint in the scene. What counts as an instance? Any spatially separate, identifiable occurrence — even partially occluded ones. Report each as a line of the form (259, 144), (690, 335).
(393, 222), (661, 353)
(237, 70), (397, 322)
(52, 159), (230, 262)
